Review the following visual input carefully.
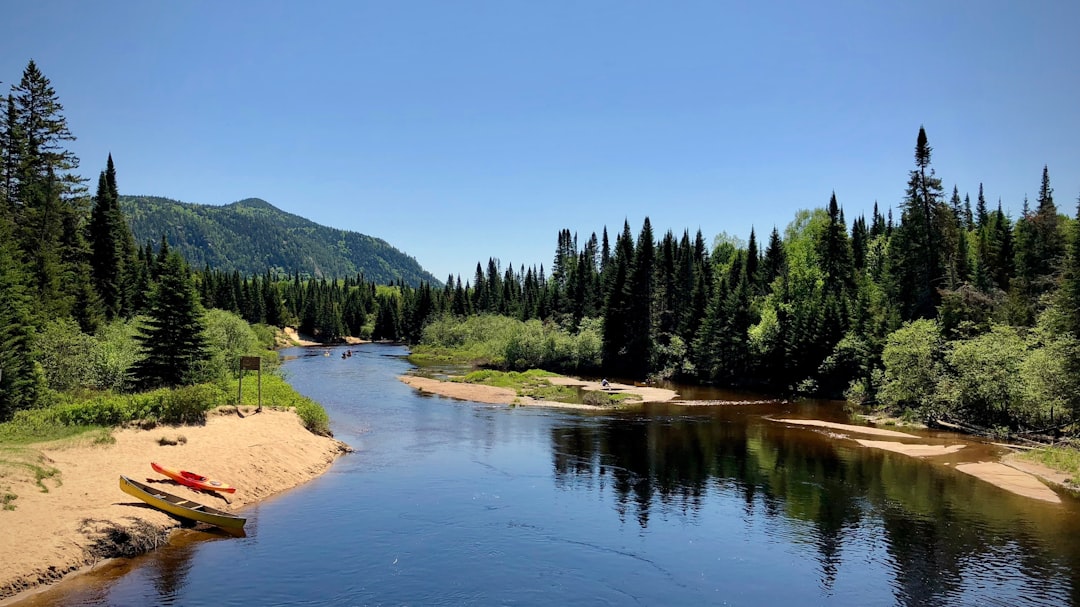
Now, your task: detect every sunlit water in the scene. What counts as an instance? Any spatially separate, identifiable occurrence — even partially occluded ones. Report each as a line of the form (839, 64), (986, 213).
(14, 344), (1080, 606)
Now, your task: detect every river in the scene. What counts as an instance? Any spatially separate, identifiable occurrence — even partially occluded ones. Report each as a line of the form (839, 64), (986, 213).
(15, 343), (1080, 606)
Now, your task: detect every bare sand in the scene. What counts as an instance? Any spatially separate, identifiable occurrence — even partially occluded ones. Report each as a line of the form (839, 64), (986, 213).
(399, 374), (676, 410)
(854, 439), (966, 457)
(955, 462), (1061, 503)
(773, 418), (919, 438)
(772, 417), (1069, 504)
(281, 326), (320, 347)
(400, 376), (517, 404)
(546, 377), (678, 403)
(0, 408), (350, 602)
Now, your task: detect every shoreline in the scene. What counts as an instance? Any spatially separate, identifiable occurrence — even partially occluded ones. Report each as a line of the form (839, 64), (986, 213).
(398, 374), (678, 410)
(399, 377), (1075, 505)
(0, 408), (351, 603)
(772, 417), (1071, 504)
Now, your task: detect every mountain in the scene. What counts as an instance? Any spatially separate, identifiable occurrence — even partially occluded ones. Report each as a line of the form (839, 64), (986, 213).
(120, 196), (440, 286)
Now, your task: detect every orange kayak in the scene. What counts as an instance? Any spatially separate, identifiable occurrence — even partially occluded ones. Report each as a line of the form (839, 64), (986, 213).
(151, 462), (236, 494)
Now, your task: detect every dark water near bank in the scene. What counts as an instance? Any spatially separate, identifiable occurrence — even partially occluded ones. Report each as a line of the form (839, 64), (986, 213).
(17, 344), (1080, 606)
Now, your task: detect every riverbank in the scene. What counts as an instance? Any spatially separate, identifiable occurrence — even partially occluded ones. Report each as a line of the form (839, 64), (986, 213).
(0, 408), (351, 603)
(772, 418), (1070, 504)
(399, 374), (677, 410)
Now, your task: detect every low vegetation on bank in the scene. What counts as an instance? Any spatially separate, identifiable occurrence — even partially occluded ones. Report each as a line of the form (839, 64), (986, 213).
(410, 314), (602, 372)
(1020, 446), (1080, 484)
(451, 369), (630, 407)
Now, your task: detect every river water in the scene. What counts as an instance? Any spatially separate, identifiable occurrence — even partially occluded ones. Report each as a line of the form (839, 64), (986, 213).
(15, 343), (1080, 606)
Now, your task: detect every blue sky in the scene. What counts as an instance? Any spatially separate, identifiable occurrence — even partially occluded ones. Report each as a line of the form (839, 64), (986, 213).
(3, 1), (1078, 282)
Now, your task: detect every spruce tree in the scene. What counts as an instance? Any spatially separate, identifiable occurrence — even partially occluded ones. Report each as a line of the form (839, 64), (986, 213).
(132, 251), (209, 388)
(1061, 196), (1080, 336)
(0, 216), (41, 418)
(623, 218), (655, 377)
(89, 168), (122, 318)
(890, 126), (949, 319)
(602, 221), (634, 373)
(975, 184), (988, 229)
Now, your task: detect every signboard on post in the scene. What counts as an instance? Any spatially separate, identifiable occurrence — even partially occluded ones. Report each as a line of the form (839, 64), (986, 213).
(238, 356), (263, 413)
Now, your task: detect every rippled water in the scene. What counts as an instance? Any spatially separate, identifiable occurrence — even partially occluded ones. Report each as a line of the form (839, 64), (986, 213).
(15, 344), (1080, 606)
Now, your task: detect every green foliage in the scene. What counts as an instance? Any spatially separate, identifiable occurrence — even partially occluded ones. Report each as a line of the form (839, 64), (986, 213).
(132, 251), (210, 388)
(878, 319), (944, 420)
(90, 318), (142, 391)
(36, 318), (99, 392)
(1020, 446), (1080, 480)
(120, 196), (440, 286)
(294, 398), (331, 436)
(229, 372), (331, 435)
(939, 325), (1028, 426)
(415, 314), (601, 372)
(200, 308), (270, 382)
(456, 369), (587, 403)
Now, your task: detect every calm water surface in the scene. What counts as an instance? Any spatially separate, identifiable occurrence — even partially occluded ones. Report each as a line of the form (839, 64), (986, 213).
(16, 344), (1080, 606)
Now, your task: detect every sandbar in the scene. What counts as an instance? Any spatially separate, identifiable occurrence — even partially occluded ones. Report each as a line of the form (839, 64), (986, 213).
(773, 418), (919, 438)
(854, 439), (966, 457)
(955, 462), (1061, 503)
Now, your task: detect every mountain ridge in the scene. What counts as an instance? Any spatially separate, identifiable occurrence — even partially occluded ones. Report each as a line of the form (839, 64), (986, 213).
(120, 195), (441, 287)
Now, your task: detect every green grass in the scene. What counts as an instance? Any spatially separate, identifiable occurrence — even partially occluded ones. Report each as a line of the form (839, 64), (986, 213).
(1019, 446), (1080, 481)
(0, 446), (61, 494)
(452, 369), (626, 406)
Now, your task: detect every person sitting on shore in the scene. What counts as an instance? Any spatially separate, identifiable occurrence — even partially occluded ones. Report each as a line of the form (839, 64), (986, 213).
(601, 378), (610, 389)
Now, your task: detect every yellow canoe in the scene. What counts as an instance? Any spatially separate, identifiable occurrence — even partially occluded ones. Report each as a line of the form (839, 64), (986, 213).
(119, 475), (246, 531)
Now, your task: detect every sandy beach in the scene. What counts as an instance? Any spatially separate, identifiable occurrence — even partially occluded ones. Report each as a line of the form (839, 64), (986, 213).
(0, 408), (350, 602)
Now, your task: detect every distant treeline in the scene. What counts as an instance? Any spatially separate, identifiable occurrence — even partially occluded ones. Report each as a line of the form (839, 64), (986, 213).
(3, 58), (1079, 437)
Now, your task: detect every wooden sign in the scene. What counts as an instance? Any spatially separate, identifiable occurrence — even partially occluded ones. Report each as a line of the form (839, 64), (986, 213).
(240, 356), (261, 371)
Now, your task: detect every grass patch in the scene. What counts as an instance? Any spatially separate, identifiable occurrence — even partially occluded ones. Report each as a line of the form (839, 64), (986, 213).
(1019, 446), (1080, 481)
(2, 489), (16, 510)
(157, 435), (187, 446)
(453, 369), (622, 405)
(0, 446), (62, 495)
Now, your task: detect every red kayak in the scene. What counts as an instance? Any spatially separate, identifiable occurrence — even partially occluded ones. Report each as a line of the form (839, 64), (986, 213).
(151, 462), (237, 494)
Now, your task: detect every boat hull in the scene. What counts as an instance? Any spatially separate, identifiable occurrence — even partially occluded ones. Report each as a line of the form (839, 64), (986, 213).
(151, 462), (236, 493)
(119, 475), (246, 530)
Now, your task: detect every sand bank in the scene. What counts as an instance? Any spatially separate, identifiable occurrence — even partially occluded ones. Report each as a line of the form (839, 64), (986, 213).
(0, 408), (350, 602)
(854, 439), (966, 457)
(399, 374), (677, 410)
(955, 462), (1061, 503)
(773, 418), (919, 438)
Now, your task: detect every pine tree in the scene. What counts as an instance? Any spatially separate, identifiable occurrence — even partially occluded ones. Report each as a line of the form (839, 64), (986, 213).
(890, 126), (950, 319)
(132, 251), (209, 388)
(975, 184), (988, 229)
(763, 226), (786, 286)
(89, 168), (122, 318)
(1061, 196), (1080, 336)
(622, 218), (655, 377)
(0, 215), (41, 419)
(602, 221), (634, 373)
(1012, 166), (1065, 320)
(819, 192), (853, 299)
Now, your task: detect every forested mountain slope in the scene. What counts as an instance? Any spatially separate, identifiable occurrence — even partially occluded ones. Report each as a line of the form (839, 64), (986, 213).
(120, 196), (440, 286)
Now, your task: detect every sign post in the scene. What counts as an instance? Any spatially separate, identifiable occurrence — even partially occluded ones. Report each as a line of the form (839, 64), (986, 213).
(239, 356), (263, 413)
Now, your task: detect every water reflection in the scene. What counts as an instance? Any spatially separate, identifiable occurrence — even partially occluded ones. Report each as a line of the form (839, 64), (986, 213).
(550, 403), (1079, 606)
(17, 345), (1080, 607)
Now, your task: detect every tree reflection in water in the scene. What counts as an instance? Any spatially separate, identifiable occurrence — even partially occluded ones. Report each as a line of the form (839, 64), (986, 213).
(550, 405), (1080, 606)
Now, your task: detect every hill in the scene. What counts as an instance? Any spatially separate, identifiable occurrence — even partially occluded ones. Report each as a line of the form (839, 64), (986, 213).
(119, 196), (440, 286)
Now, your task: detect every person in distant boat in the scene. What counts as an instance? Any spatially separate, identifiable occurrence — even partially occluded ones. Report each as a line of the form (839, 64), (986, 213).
(601, 378), (610, 389)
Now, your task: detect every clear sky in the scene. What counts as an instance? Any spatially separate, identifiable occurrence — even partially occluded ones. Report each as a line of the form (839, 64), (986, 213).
(3, 1), (1078, 282)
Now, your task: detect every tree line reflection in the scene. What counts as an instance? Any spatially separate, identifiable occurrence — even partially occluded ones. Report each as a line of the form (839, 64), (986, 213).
(550, 409), (1080, 606)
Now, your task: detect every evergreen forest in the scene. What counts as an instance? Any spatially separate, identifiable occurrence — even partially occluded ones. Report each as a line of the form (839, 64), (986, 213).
(2, 59), (1079, 441)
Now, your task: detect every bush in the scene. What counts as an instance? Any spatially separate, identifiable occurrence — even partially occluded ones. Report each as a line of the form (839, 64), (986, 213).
(37, 318), (101, 392)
